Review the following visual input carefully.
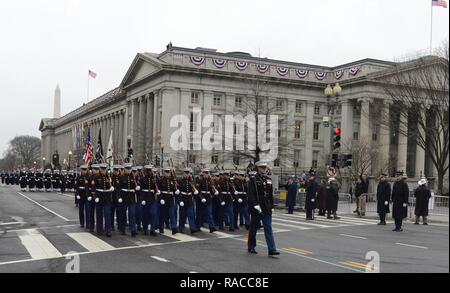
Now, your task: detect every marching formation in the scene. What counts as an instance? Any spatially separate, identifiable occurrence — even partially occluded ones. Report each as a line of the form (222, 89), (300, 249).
(1, 161), (280, 256)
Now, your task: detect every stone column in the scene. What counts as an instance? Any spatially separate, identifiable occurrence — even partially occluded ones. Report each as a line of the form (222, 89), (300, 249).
(145, 94), (154, 159)
(358, 97), (373, 144)
(397, 112), (408, 175)
(340, 99), (354, 146)
(202, 91), (214, 165)
(379, 100), (392, 174)
(152, 91), (160, 156)
(118, 110), (125, 159)
(113, 113), (118, 161)
(304, 101), (315, 167)
(415, 108), (426, 178)
(124, 104), (130, 159)
(138, 96), (147, 164)
(131, 99), (139, 162)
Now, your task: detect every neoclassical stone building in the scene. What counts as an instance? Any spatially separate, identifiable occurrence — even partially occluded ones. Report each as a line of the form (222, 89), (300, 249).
(39, 44), (445, 181)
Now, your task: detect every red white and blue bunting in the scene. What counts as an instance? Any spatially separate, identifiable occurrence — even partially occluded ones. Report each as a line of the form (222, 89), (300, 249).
(334, 70), (343, 80)
(190, 56), (205, 66)
(213, 59), (227, 69)
(295, 69), (308, 79)
(314, 71), (327, 80)
(235, 61), (249, 71)
(276, 67), (289, 76)
(256, 64), (269, 73)
(349, 66), (360, 76)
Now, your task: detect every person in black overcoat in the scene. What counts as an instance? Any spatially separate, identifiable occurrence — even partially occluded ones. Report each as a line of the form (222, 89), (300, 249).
(414, 178), (432, 225)
(305, 173), (318, 220)
(391, 171), (409, 232)
(376, 173), (391, 225)
(326, 177), (340, 220)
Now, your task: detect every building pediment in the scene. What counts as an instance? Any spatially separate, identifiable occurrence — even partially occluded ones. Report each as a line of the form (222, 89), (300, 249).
(121, 53), (165, 88)
(39, 118), (56, 132)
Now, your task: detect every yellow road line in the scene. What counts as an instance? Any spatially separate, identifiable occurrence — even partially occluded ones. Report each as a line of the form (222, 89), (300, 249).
(285, 247), (314, 255)
(339, 261), (367, 270)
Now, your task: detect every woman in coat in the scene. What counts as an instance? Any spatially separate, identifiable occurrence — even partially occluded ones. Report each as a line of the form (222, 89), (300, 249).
(286, 177), (298, 214)
(391, 171), (410, 232)
(376, 173), (391, 225)
(305, 173), (318, 220)
(326, 178), (340, 220)
(414, 178), (431, 225)
(316, 179), (328, 216)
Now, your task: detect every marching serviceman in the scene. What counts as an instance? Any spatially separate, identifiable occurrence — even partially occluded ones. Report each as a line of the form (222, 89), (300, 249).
(217, 171), (235, 232)
(19, 169), (27, 191)
(247, 161), (280, 256)
(117, 163), (140, 237)
(52, 170), (62, 192)
(305, 171), (318, 220)
(75, 165), (89, 228)
(27, 169), (36, 192)
(35, 169), (44, 192)
(133, 166), (143, 232)
(138, 165), (160, 236)
(158, 167), (179, 235)
(110, 165), (121, 231)
(92, 164), (114, 237)
(233, 171), (249, 230)
(44, 169), (52, 192)
(286, 176), (298, 214)
(391, 171), (410, 232)
(376, 173), (391, 225)
(195, 168), (218, 233)
(178, 167), (199, 234)
(414, 178), (431, 225)
(326, 177), (340, 220)
(87, 165), (99, 233)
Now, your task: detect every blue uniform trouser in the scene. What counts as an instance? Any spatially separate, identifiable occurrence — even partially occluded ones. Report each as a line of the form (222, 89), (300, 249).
(219, 204), (234, 230)
(212, 202), (220, 226)
(248, 212), (276, 252)
(141, 202), (159, 233)
(117, 202), (126, 232)
(179, 205), (197, 232)
(127, 203), (137, 233)
(197, 203), (215, 229)
(135, 202), (142, 229)
(78, 199), (87, 227)
(195, 201), (203, 227)
(110, 202), (118, 229)
(379, 213), (386, 223)
(86, 200), (95, 231)
(234, 202), (249, 228)
(95, 203), (111, 235)
(159, 204), (177, 232)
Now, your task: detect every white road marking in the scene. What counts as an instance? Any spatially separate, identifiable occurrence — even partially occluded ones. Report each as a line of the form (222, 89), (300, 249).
(0, 222), (25, 226)
(163, 232), (202, 242)
(57, 193), (75, 198)
(17, 192), (70, 221)
(271, 217), (334, 228)
(67, 233), (115, 252)
(7, 224), (79, 233)
(151, 256), (170, 263)
(276, 214), (369, 226)
(340, 234), (368, 240)
(395, 243), (429, 249)
(271, 221), (313, 230)
(17, 229), (62, 260)
(199, 227), (237, 238)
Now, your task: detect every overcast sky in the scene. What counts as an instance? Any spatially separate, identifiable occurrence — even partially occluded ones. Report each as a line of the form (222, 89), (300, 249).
(0, 0), (448, 155)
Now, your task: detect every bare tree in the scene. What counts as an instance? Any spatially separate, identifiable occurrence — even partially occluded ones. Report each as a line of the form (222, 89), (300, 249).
(0, 150), (19, 170)
(371, 41), (449, 193)
(7, 135), (41, 168)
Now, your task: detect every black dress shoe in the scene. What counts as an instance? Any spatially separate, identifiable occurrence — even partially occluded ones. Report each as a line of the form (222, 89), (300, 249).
(131, 232), (137, 237)
(159, 229), (164, 234)
(423, 223), (428, 226)
(392, 228), (399, 232)
(150, 231), (157, 236)
(248, 249), (258, 254)
(268, 250), (280, 256)
(106, 233), (112, 238)
(229, 229), (235, 232)
(209, 228), (216, 233)
(172, 228), (178, 235)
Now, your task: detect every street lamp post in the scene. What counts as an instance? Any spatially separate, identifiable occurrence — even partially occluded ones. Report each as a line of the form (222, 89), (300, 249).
(68, 151), (73, 170)
(324, 83), (342, 165)
(160, 143), (165, 169)
(42, 157), (46, 169)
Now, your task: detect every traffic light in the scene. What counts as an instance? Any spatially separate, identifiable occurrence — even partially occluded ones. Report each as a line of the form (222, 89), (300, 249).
(345, 154), (352, 167)
(333, 128), (341, 150)
(331, 154), (339, 168)
(128, 148), (133, 158)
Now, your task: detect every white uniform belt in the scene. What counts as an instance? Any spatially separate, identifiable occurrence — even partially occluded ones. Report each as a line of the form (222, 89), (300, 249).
(221, 192), (230, 195)
(161, 191), (172, 195)
(236, 192), (247, 195)
(78, 187), (85, 190)
(121, 189), (135, 192)
(201, 191), (210, 194)
(142, 189), (155, 193)
(96, 189), (110, 192)
(181, 192), (192, 195)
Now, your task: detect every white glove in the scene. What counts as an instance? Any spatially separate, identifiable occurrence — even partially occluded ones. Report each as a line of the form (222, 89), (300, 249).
(175, 190), (180, 195)
(118, 198), (123, 203)
(403, 203), (407, 207)
(141, 200), (146, 206)
(135, 186), (141, 191)
(160, 199), (166, 205)
(234, 191), (239, 196)
(87, 196), (92, 202)
(311, 198), (316, 202)
(179, 201), (185, 207)
(238, 198), (243, 203)
(201, 198), (207, 203)
(272, 208), (275, 213)
(76, 195), (81, 200)
(214, 191), (219, 196)
(109, 187), (115, 192)
(194, 190), (199, 195)
(156, 190), (161, 195)
(254, 205), (262, 213)
(95, 198), (100, 203)
(221, 201), (226, 206)
(384, 201), (389, 206)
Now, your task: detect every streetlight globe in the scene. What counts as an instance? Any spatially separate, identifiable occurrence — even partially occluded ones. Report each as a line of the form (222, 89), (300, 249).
(68, 151), (73, 155)
(333, 83), (342, 96)
(324, 85), (333, 97)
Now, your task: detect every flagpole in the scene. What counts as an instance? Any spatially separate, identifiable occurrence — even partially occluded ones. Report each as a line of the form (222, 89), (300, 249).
(430, 4), (434, 55)
(87, 70), (90, 103)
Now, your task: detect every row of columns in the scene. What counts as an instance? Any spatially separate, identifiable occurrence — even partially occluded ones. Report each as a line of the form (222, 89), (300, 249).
(129, 93), (155, 164)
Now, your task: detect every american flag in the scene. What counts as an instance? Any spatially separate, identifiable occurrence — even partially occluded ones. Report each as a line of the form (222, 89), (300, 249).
(88, 70), (97, 79)
(432, 0), (447, 8)
(83, 128), (94, 165)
